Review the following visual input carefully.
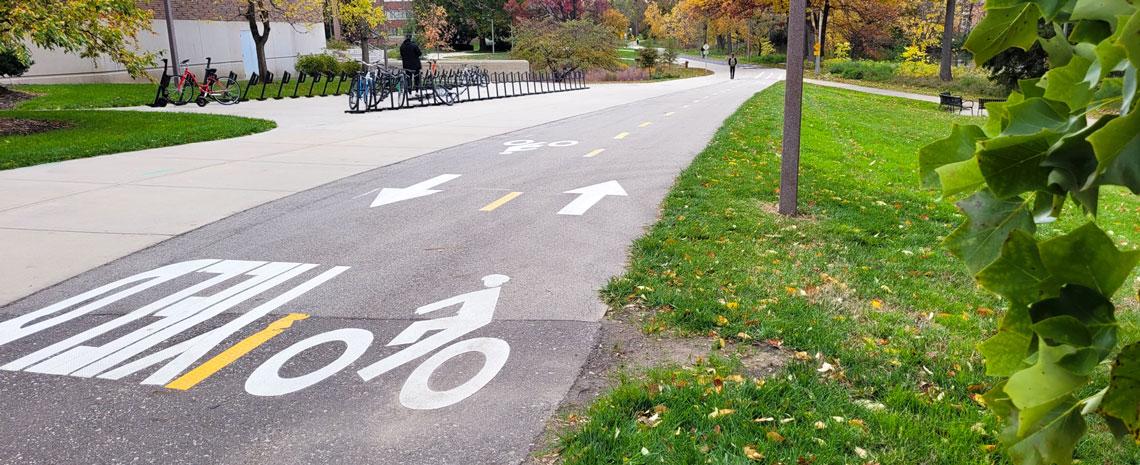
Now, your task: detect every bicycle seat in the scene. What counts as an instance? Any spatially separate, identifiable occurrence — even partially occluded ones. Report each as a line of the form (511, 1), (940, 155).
(180, 59), (190, 64)
(205, 68), (218, 75)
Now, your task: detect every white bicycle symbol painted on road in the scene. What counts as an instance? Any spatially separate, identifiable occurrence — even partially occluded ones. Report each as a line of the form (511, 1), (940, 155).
(245, 274), (512, 409)
(500, 139), (578, 155)
(0, 260), (514, 410)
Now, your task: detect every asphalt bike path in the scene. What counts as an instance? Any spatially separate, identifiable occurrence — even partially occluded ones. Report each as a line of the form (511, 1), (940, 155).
(0, 74), (777, 464)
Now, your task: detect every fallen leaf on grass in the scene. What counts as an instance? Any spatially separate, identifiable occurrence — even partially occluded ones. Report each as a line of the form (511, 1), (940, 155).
(743, 445), (764, 461)
(708, 408), (735, 419)
(766, 431), (785, 442)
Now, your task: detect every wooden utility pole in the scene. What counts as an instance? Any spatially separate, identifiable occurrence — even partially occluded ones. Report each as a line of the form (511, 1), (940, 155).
(779, 0), (806, 216)
(162, 0), (180, 75)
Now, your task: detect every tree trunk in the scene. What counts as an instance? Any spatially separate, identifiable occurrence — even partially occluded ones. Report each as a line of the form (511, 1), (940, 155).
(819, 0), (830, 56)
(246, 2), (272, 79)
(940, 0), (956, 81)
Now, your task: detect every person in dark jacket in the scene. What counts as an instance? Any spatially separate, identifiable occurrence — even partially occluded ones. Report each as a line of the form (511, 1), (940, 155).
(400, 34), (423, 86)
(728, 54), (738, 79)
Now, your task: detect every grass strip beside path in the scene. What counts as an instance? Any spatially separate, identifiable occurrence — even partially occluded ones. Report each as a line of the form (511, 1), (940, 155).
(556, 84), (1140, 464)
(12, 84), (156, 110)
(0, 110), (275, 170)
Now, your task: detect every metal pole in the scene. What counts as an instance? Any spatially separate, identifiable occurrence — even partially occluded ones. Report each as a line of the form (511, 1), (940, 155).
(491, 17), (496, 54)
(779, 0), (806, 216)
(162, 0), (180, 75)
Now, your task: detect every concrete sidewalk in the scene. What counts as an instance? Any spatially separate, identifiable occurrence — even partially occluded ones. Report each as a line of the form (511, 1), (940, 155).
(0, 67), (735, 305)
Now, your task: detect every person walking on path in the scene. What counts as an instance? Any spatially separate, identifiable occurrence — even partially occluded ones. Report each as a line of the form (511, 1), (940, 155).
(728, 54), (738, 79)
(400, 34), (423, 87)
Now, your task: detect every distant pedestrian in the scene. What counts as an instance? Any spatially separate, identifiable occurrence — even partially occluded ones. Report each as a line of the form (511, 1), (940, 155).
(400, 33), (423, 87)
(728, 53), (738, 79)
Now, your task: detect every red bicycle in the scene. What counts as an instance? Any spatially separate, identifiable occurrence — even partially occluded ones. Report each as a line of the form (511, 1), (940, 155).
(165, 57), (241, 106)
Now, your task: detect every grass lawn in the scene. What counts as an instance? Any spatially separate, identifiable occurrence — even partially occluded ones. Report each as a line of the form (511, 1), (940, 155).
(0, 110), (276, 170)
(12, 83), (156, 109)
(618, 48), (639, 62)
(555, 84), (1140, 464)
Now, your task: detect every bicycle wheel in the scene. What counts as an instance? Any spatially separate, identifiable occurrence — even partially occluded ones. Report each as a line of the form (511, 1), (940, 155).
(434, 86), (456, 106)
(209, 77), (241, 105)
(347, 75), (363, 111)
(167, 78), (194, 106)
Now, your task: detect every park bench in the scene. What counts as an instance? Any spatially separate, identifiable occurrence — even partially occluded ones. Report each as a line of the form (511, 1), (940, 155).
(939, 92), (974, 115)
(978, 97), (1006, 111)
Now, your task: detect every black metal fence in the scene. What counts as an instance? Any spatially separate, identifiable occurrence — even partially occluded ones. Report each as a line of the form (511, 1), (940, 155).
(347, 68), (589, 113)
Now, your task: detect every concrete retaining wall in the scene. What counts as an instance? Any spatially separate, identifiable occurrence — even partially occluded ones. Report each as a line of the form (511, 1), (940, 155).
(6, 19), (326, 84)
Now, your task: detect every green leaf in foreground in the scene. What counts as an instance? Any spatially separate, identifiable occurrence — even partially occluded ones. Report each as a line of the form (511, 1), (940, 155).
(945, 190), (1035, 273)
(978, 132), (1055, 198)
(980, 304), (1035, 376)
(1038, 222), (1140, 297)
(976, 229), (1057, 305)
(967, 4), (1045, 65)
(919, 124), (986, 191)
(1089, 109), (1140, 193)
(1100, 342), (1140, 442)
(1028, 284), (1117, 374)
(1007, 395), (1087, 465)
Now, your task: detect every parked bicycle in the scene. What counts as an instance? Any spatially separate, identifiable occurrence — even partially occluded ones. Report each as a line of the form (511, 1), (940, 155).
(349, 60), (409, 112)
(165, 57), (241, 107)
(456, 64), (490, 87)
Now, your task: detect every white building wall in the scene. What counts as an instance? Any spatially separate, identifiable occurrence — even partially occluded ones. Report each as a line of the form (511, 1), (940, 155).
(7, 19), (327, 84)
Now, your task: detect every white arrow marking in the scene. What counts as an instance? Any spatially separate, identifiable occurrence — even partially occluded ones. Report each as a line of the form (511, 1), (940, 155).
(370, 174), (461, 208)
(557, 180), (628, 216)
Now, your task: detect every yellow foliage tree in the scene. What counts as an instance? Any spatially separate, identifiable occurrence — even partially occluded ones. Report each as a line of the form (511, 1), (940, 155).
(600, 9), (631, 40)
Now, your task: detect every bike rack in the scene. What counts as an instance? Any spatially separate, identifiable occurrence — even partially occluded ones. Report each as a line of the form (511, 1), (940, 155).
(306, 72), (320, 97)
(291, 72), (306, 98)
(257, 72), (273, 101)
(342, 67), (587, 114)
(275, 71), (292, 99)
(321, 72), (334, 95)
(241, 72), (259, 101)
(150, 59), (172, 107)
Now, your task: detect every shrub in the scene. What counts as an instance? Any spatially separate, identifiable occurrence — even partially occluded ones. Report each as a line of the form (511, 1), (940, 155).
(757, 54), (786, 64)
(636, 47), (659, 68)
(585, 67), (650, 82)
(0, 46), (32, 78)
(897, 61), (939, 78)
(825, 60), (896, 81)
(336, 60), (361, 75)
(832, 41), (851, 60)
(295, 53), (338, 75)
(662, 48), (678, 65)
(325, 39), (352, 51)
(511, 19), (622, 75)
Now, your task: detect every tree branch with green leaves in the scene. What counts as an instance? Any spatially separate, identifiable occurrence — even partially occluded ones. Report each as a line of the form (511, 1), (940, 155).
(920, 1), (1140, 463)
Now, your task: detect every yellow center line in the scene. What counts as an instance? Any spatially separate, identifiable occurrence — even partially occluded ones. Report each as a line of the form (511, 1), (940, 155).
(614, 132), (630, 140)
(584, 148), (606, 158)
(480, 191), (523, 211)
(664, 112), (675, 116)
(166, 313), (309, 391)
(639, 122), (652, 128)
